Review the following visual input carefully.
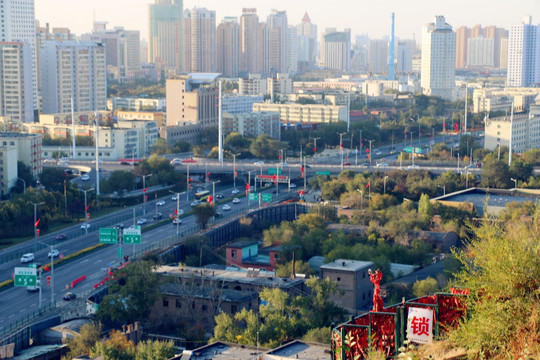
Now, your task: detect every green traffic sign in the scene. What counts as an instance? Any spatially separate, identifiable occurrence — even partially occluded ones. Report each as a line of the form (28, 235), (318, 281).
(405, 147), (422, 154)
(316, 171), (331, 176)
(14, 267), (37, 287)
(249, 193), (258, 201)
(123, 226), (141, 244)
(268, 168), (282, 175)
(99, 228), (118, 244)
(29, 263), (37, 268)
(118, 247), (123, 259)
(262, 193), (272, 202)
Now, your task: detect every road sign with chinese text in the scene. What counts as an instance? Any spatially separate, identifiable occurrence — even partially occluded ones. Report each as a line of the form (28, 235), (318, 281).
(262, 193), (272, 202)
(407, 307), (433, 344)
(249, 193), (258, 201)
(316, 171), (331, 176)
(405, 147), (422, 154)
(123, 226), (141, 244)
(14, 267), (37, 287)
(99, 228), (118, 244)
(118, 247), (123, 259)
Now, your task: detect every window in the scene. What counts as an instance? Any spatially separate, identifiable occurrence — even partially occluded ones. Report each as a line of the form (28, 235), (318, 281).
(231, 250), (237, 259)
(337, 277), (341, 282)
(175, 299), (181, 308)
(231, 305), (237, 314)
(162, 298), (169, 307)
(202, 304), (208, 312)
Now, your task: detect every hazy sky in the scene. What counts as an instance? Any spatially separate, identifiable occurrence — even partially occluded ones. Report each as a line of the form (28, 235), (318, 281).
(35, 0), (538, 41)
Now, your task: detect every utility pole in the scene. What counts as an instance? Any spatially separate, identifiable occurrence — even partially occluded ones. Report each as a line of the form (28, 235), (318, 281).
(186, 165), (190, 202)
(212, 180), (220, 204)
(142, 174), (152, 215)
(384, 176), (388, 194)
(28, 201), (45, 238)
(366, 139), (375, 165)
(79, 188), (94, 231)
(233, 153), (241, 189)
(311, 137), (321, 159)
(247, 171), (251, 211)
(95, 111), (100, 197)
(338, 132), (347, 169)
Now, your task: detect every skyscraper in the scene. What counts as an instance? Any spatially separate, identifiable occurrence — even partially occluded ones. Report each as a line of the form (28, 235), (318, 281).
(369, 39), (388, 74)
(507, 16), (540, 87)
(184, 7), (216, 73)
(40, 41), (107, 114)
(240, 8), (260, 74)
(421, 16), (456, 100)
(1, 0), (37, 119)
(148, 0), (183, 71)
(217, 17), (240, 77)
(297, 12), (317, 70)
(321, 28), (351, 71)
(267, 10), (288, 74)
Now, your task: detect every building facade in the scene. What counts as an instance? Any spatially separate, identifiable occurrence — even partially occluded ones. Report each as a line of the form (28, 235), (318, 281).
(216, 17), (240, 78)
(116, 120), (159, 157)
(0, 42), (34, 123)
(108, 97), (166, 112)
(507, 16), (540, 87)
(184, 7), (216, 73)
(240, 8), (261, 74)
(239, 74), (267, 95)
(421, 16), (456, 100)
(321, 28), (351, 71)
(148, 0), (184, 71)
(40, 41), (107, 114)
(222, 94), (264, 114)
(267, 10), (289, 74)
(223, 111), (281, 140)
(252, 102), (347, 125)
(297, 12), (317, 70)
(0, 132), (42, 177)
(0, 146), (18, 196)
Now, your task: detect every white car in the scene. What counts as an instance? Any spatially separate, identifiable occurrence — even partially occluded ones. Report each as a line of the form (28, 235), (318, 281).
(254, 161), (264, 166)
(407, 165), (420, 170)
(81, 223), (91, 230)
(191, 200), (200, 207)
(223, 204), (232, 211)
(81, 174), (90, 181)
(232, 198), (240, 204)
(137, 218), (147, 225)
(172, 218), (182, 225)
(176, 209), (184, 216)
(157, 200), (165, 206)
(232, 189), (240, 195)
(289, 183), (297, 188)
(20, 253), (35, 263)
(48, 249), (59, 258)
(376, 162), (389, 168)
(171, 195), (177, 201)
(170, 158), (182, 165)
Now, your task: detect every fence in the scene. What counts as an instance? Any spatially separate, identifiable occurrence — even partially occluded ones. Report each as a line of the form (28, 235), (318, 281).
(331, 292), (468, 359)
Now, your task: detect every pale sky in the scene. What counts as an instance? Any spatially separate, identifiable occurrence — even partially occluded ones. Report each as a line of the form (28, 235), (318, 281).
(35, 0), (539, 41)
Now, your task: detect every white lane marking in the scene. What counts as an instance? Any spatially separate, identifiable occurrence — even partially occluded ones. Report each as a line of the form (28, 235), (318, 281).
(81, 259), (89, 263)
(19, 308), (26, 313)
(8, 314), (14, 318)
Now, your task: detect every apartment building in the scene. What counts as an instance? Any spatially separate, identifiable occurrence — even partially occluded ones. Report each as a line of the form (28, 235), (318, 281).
(223, 111), (281, 140)
(0, 146), (18, 196)
(0, 132), (42, 177)
(252, 102), (347, 125)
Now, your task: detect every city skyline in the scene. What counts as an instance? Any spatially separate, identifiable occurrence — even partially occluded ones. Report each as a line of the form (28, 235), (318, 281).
(35, 0), (537, 41)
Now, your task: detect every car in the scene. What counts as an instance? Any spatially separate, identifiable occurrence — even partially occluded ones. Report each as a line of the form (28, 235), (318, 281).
(63, 292), (76, 301)
(361, 162), (370, 167)
(375, 151), (383, 156)
(56, 234), (67, 241)
(216, 193), (224, 199)
(191, 200), (200, 207)
(81, 174), (90, 181)
(464, 165), (476, 169)
(48, 249), (59, 258)
(63, 169), (73, 175)
(27, 285), (40, 293)
(157, 200), (165, 206)
(254, 161), (264, 166)
(231, 189), (240, 195)
(407, 165), (420, 170)
(153, 213), (163, 220)
(172, 218), (182, 225)
(176, 209), (184, 216)
(232, 198), (240, 204)
(222, 204), (232, 211)
(20, 253), (35, 263)
(343, 162), (351, 166)
(80, 223), (91, 230)
(120, 161), (130, 165)
(171, 195), (177, 201)
(170, 158), (183, 165)
(289, 183), (297, 188)
(137, 218), (147, 225)
(376, 162), (389, 168)
(181, 158), (196, 163)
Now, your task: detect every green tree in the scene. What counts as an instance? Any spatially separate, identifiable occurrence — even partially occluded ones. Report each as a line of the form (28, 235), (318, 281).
(224, 132), (252, 150)
(97, 261), (160, 323)
(150, 138), (170, 155)
(321, 180), (346, 200)
(39, 167), (68, 192)
(101, 171), (136, 194)
(418, 193), (432, 218)
(449, 210), (540, 358)
(412, 277), (439, 298)
(509, 158), (533, 182)
(63, 322), (102, 360)
(135, 340), (175, 360)
(192, 203), (216, 229)
(521, 148), (540, 166)
(480, 159), (512, 188)
(302, 327), (331, 343)
(300, 276), (347, 328)
(249, 134), (284, 159)
(172, 140), (191, 153)
(275, 260), (315, 278)
(199, 126), (219, 147)
(13, 161), (33, 193)
(91, 329), (136, 360)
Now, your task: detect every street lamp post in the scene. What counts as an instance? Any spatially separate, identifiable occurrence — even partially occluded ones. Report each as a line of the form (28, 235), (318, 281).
(511, 178), (517, 189)
(438, 184), (446, 196)
(465, 171), (471, 188)
(356, 189), (363, 210)
(233, 153), (241, 189)
(338, 132), (347, 169)
(80, 188), (95, 233)
(383, 176), (389, 194)
(186, 165), (190, 202)
(311, 137), (321, 159)
(212, 180), (221, 204)
(28, 201), (45, 239)
(366, 139), (375, 165)
(38, 241), (56, 307)
(169, 190), (185, 237)
(142, 174), (152, 215)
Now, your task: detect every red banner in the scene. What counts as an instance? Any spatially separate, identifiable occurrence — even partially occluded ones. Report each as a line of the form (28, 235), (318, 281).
(35, 218), (40, 227)
(142, 188), (148, 193)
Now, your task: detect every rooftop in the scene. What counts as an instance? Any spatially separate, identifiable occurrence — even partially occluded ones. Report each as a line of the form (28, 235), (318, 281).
(181, 341), (263, 360)
(320, 259), (374, 272)
(264, 340), (330, 360)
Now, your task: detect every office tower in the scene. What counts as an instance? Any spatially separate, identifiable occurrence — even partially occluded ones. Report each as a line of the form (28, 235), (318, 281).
(297, 12), (317, 69)
(217, 17), (240, 77)
(1, 0), (37, 118)
(421, 16), (456, 100)
(148, 0), (183, 71)
(267, 10), (288, 74)
(259, 22), (270, 75)
(184, 7), (216, 73)
(287, 26), (298, 74)
(40, 41), (107, 114)
(320, 28), (351, 71)
(388, 13), (395, 80)
(240, 8), (260, 74)
(507, 16), (540, 87)
(0, 42), (34, 122)
(467, 37), (495, 67)
(369, 39), (388, 74)
(84, 23), (141, 81)
(396, 41), (413, 73)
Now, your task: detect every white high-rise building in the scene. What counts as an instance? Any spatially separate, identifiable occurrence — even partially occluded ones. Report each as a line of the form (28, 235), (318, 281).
(421, 16), (456, 100)
(297, 12), (317, 69)
(40, 41), (107, 114)
(0, 42), (34, 122)
(184, 7), (216, 73)
(467, 37), (495, 67)
(287, 26), (298, 74)
(321, 28), (351, 71)
(1, 0), (37, 118)
(267, 10), (288, 74)
(507, 16), (540, 87)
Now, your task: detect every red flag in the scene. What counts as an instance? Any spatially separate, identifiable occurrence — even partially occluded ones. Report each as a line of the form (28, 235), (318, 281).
(174, 208), (178, 216)
(278, 155), (282, 159)
(313, 147), (317, 152)
(345, 156), (348, 160)
(85, 204), (90, 212)
(188, 177), (193, 182)
(35, 218), (40, 227)
(142, 188), (148, 193)
(366, 148), (370, 153)
(207, 196), (213, 204)
(366, 182), (370, 188)
(246, 183), (250, 190)
(206, 172), (210, 178)
(300, 166), (304, 173)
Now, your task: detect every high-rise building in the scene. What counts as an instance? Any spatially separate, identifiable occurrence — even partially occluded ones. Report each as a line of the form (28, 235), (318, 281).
(40, 41), (107, 114)
(297, 12), (317, 70)
(148, 0), (184, 71)
(1, 0), (38, 118)
(421, 16), (456, 100)
(455, 26), (469, 69)
(321, 28), (351, 71)
(0, 42), (34, 122)
(267, 10), (288, 74)
(287, 26), (298, 74)
(456, 24), (508, 69)
(467, 37), (495, 67)
(396, 41), (413, 73)
(217, 17), (240, 77)
(240, 8), (260, 74)
(507, 16), (540, 87)
(369, 39), (388, 74)
(184, 7), (216, 73)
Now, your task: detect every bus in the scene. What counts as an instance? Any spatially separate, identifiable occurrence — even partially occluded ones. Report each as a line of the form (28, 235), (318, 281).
(195, 190), (210, 202)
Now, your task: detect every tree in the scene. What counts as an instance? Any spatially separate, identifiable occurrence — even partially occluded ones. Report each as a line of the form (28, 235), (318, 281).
(249, 134), (284, 159)
(192, 203), (216, 229)
(97, 261), (160, 323)
(135, 340), (175, 360)
(480, 159), (512, 188)
(275, 260), (315, 278)
(199, 126), (219, 147)
(13, 161), (33, 193)
(64, 322), (102, 360)
(412, 277), (439, 298)
(321, 180), (346, 200)
(101, 171), (136, 194)
(521, 148), (540, 166)
(150, 139), (170, 155)
(172, 140), (191, 153)
(303, 327), (331, 343)
(224, 132), (252, 150)
(300, 276), (347, 328)
(509, 159), (533, 182)
(91, 329), (136, 360)
(448, 209), (540, 358)
(418, 193), (433, 218)
(39, 167), (68, 192)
